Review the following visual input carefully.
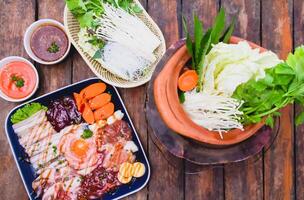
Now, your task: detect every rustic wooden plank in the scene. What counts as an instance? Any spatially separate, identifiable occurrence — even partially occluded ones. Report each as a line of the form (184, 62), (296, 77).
(261, 0), (294, 199)
(0, 1), (35, 199)
(182, 0), (219, 32)
(293, 0), (304, 199)
(181, 1), (224, 199)
(147, 1), (184, 200)
(222, 0), (261, 44)
(221, 1), (263, 199)
(225, 157), (263, 200)
(36, 0), (72, 94)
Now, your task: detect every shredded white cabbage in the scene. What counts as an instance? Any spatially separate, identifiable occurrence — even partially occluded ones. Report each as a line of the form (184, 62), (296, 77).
(183, 91), (244, 138)
(202, 41), (282, 97)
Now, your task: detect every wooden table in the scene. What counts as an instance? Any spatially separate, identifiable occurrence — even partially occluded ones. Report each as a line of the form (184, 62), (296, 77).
(0, 0), (303, 199)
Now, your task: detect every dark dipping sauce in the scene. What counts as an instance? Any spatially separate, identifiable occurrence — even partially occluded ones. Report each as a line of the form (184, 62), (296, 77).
(46, 96), (82, 132)
(30, 24), (68, 62)
(78, 165), (121, 200)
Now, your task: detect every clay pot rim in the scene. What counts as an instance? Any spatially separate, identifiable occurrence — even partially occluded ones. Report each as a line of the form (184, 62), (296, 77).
(154, 36), (269, 146)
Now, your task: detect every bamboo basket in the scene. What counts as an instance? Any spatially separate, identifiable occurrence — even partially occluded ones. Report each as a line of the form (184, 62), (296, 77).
(63, 1), (166, 88)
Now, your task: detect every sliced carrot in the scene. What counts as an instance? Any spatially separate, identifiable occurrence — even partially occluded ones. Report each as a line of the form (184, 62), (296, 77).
(89, 93), (112, 110)
(80, 83), (107, 100)
(82, 102), (95, 124)
(178, 70), (198, 92)
(73, 92), (84, 110)
(94, 102), (114, 121)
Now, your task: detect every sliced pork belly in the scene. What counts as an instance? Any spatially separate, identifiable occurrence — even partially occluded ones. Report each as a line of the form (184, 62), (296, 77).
(30, 125), (83, 170)
(12, 110), (46, 135)
(41, 176), (81, 200)
(26, 124), (79, 157)
(36, 157), (67, 174)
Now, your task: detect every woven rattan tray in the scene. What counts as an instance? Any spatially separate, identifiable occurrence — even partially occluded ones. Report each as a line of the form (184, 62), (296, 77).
(63, 1), (166, 88)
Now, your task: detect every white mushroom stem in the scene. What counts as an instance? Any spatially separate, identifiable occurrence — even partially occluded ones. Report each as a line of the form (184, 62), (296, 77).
(183, 91), (244, 138)
(96, 4), (160, 62)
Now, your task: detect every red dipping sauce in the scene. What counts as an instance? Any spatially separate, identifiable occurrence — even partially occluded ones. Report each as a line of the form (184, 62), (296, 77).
(0, 61), (37, 99)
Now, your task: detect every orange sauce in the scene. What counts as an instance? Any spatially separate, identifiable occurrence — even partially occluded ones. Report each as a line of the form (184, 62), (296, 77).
(0, 61), (36, 99)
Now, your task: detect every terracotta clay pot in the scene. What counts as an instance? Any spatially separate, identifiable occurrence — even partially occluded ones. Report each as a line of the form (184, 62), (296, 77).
(154, 36), (267, 146)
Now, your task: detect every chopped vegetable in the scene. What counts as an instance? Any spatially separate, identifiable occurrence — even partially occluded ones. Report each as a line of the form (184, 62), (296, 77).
(89, 93), (111, 110)
(232, 46), (304, 126)
(178, 70), (198, 92)
(73, 92), (84, 111)
(94, 102), (114, 121)
(80, 83), (106, 99)
(11, 103), (47, 124)
(81, 129), (93, 139)
(82, 102), (95, 124)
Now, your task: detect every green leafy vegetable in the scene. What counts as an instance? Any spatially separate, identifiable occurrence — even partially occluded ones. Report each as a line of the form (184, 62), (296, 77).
(193, 14), (203, 67)
(11, 103), (47, 124)
(65, 0), (103, 28)
(182, 9), (235, 91)
(210, 8), (225, 45)
(182, 16), (194, 67)
(47, 42), (60, 53)
(87, 35), (105, 48)
(81, 129), (93, 139)
(221, 17), (236, 43)
(65, 0), (142, 28)
(77, 11), (95, 28)
(233, 46), (304, 126)
(196, 33), (211, 92)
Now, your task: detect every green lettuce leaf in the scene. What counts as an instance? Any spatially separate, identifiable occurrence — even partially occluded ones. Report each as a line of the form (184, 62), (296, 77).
(11, 103), (47, 124)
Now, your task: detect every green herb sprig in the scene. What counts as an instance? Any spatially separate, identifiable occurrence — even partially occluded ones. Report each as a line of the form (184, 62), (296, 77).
(47, 42), (60, 53)
(11, 75), (25, 88)
(232, 46), (304, 127)
(81, 129), (93, 139)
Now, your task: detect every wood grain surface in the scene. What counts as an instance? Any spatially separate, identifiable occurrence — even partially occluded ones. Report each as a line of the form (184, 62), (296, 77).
(262, 1), (294, 200)
(294, 1), (304, 199)
(0, 0), (303, 200)
(0, 1), (35, 200)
